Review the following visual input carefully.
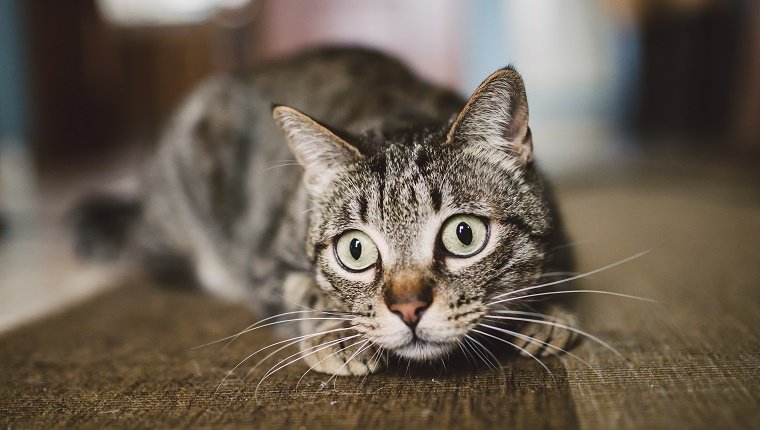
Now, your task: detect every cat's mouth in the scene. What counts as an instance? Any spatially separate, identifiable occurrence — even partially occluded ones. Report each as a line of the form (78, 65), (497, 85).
(391, 338), (456, 361)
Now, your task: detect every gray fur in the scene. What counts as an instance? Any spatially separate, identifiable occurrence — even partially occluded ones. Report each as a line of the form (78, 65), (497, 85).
(79, 47), (574, 374)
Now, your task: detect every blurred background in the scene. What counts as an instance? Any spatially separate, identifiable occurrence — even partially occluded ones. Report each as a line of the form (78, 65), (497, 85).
(0, 0), (758, 331)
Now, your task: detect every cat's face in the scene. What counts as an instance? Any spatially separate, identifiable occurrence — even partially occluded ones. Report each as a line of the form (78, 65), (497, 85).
(274, 67), (549, 361)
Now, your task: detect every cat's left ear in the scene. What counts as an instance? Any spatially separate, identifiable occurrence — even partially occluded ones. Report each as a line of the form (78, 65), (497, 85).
(273, 105), (363, 195)
(446, 66), (533, 164)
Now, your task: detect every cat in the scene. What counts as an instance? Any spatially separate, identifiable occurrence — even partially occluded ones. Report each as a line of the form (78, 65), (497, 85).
(71, 47), (577, 376)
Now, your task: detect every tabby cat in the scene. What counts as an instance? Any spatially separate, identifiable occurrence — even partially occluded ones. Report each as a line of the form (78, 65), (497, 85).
(72, 47), (576, 376)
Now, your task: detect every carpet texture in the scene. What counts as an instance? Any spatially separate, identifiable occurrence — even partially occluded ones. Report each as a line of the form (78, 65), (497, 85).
(2, 155), (758, 429)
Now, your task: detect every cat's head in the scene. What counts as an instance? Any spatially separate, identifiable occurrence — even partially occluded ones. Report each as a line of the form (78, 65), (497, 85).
(273, 67), (551, 361)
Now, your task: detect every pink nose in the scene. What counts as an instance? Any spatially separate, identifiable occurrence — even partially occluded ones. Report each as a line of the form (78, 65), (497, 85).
(388, 300), (430, 327)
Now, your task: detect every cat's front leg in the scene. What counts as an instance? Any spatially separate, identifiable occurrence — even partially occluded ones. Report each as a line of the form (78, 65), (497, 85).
(283, 273), (383, 376)
(298, 320), (383, 376)
(512, 304), (578, 357)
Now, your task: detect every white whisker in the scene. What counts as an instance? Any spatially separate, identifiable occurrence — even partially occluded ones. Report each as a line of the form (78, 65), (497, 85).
(194, 310), (348, 350)
(538, 271), (579, 278)
(471, 328), (552, 375)
(462, 337), (490, 371)
(295, 337), (374, 390)
(269, 292), (357, 318)
(490, 250), (651, 301)
(214, 327), (353, 392)
(320, 340), (373, 391)
(356, 346), (384, 387)
(456, 339), (476, 367)
(259, 334), (361, 383)
(550, 238), (597, 251)
(242, 328), (357, 380)
(264, 162), (301, 171)
(483, 315), (623, 358)
(489, 289), (655, 307)
(490, 309), (557, 319)
(254, 335), (364, 398)
(196, 311), (338, 349)
(464, 334), (502, 374)
(201, 316), (354, 349)
(477, 322), (603, 378)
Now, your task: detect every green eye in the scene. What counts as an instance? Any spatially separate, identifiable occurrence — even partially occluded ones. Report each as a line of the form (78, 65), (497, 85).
(335, 230), (379, 271)
(440, 215), (489, 257)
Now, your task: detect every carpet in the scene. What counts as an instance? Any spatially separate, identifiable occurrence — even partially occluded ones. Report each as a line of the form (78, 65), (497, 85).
(2, 154), (758, 429)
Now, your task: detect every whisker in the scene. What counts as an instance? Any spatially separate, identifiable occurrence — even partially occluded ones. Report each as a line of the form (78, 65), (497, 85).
(295, 337), (374, 390)
(264, 162), (301, 171)
(457, 339), (480, 368)
(241, 338), (317, 381)
(260, 335), (362, 384)
(203, 317), (355, 349)
(463, 334), (502, 374)
(471, 328), (553, 375)
(483, 315), (623, 358)
(472, 340), (502, 374)
(490, 309), (558, 319)
(195, 310), (317, 349)
(356, 346), (384, 387)
(194, 311), (353, 350)
(477, 322), (603, 378)
(254, 335), (364, 398)
(488, 289), (656, 307)
(269, 293), (360, 318)
(550, 238), (597, 251)
(490, 250), (651, 301)
(372, 346), (385, 370)
(462, 339), (478, 366)
(538, 271), (579, 278)
(461, 337), (489, 370)
(320, 340), (373, 391)
(215, 327), (353, 392)
(242, 328), (357, 380)
(455, 339), (472, 366)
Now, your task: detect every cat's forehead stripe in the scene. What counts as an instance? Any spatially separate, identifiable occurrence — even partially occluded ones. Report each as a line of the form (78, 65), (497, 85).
(358, 196), (368, 224)
(414, 146), (431, 170)
(430, 187), (442, 212)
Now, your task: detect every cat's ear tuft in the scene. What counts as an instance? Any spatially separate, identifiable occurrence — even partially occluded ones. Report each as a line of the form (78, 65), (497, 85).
(272, 105), (362, 195)
(446, 67), (533, 164)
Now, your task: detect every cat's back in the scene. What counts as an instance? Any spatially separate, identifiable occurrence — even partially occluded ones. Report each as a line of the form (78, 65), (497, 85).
(248, 47), (463, 134)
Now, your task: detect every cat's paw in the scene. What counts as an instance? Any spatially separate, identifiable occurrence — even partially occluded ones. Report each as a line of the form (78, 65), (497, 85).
(300, 331), (383, 376)
(513, 305), (577, 357)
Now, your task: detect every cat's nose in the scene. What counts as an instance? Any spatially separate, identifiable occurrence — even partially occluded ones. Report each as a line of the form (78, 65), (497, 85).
(388, 298), (431, 328)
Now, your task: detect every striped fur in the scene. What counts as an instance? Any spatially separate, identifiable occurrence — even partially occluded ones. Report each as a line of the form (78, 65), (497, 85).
(83, 48), (574, 375)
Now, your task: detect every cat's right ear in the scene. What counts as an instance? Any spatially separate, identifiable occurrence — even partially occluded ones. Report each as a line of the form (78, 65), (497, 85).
(272, 105), (362, 195)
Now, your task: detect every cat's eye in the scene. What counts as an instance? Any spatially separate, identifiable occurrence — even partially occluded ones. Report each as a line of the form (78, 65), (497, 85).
(440, 215), (489, 257)
(334, 230), (380, 272)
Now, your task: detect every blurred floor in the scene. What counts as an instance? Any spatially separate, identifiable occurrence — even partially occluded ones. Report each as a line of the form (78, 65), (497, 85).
(0, 141), (141, 334)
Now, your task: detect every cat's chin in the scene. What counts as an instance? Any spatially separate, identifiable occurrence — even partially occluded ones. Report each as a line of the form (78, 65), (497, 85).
(391, 339), (456, 362)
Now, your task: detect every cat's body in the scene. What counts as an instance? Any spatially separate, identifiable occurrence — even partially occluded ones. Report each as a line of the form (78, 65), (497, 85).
(73, 47), (575, 375)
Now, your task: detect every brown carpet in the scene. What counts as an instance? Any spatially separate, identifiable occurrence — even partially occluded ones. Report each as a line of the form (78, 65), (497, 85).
(2, 154), (759, 429)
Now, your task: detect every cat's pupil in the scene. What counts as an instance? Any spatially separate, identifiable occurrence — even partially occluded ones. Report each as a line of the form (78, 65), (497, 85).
(349, 238), (362, 260)
(456, 222), (473, 245)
